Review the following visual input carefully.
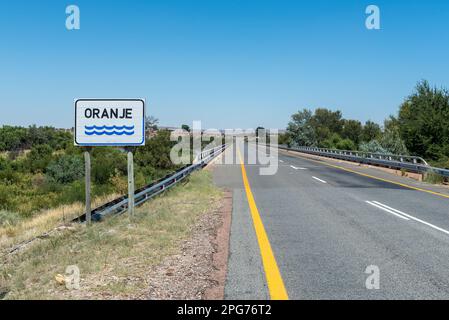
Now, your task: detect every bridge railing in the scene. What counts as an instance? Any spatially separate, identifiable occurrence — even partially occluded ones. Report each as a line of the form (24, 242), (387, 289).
(279, 145), (449, 178)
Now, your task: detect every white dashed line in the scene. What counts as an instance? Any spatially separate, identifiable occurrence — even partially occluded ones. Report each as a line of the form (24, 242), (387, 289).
(290, 165), (307, 170)
(312, 176), (327, 183)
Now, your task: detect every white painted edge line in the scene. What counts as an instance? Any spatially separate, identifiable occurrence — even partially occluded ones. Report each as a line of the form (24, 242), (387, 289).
(372, 201), (449, 236)
(365, 201), (410, 221)
(279, 160), (284, 163)
(312, 176), (327, 183)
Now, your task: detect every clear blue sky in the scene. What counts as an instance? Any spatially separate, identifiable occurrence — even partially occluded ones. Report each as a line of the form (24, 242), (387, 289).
(0, 0), (448, 129)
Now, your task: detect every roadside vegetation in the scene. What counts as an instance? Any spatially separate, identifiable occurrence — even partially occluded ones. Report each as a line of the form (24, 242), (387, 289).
(0, 171), (223, 299)
(282, 80), (449, 169)
(0, 125), (179, 222)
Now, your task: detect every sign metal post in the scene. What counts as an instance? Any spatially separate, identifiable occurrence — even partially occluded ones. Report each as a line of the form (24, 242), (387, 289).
(127, 150), (135, 216)
(84, 148), (92, 224)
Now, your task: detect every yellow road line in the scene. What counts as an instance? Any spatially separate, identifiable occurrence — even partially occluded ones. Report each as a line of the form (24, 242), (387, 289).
(283, 150), (449, 200)
(237, 148), (289, 300)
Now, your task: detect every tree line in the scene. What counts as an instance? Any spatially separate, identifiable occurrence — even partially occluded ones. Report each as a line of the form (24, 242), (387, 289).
(0, 125), (72, 152)
(282, 80), (449, 168)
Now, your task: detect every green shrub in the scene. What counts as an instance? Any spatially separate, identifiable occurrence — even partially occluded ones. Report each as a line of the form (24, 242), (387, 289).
(336, 138), (356, 151)
(135, 130), (176, 170)
(92, 148), (127, 184)
(0, 167), (19, 184)
(0, 185), (13, 210)
(0, 157), (8, 170)
(321, 133), (342, 149)
(26, 144), (54, 173)
(359, 140), (388, 154)
(46, 154), (84, 184)
(58, 180), (86, 204)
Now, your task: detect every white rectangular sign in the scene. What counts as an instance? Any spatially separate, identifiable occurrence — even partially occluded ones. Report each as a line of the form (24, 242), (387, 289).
(75, 99), (145, 146)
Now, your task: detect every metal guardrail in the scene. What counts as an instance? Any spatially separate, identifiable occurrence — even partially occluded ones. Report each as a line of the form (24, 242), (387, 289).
(279, 145), (449, 178)
(74, 144), (227, 222)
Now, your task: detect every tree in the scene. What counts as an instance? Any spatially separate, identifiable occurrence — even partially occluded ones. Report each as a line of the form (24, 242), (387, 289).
(321, 133), (342, 149)
(336, 138), (357, 151)
(398, 80), (449, 161)
(286, 109), (316, 146)
(0, 126), (27, 151)
(380, 115), (408, 155)
(181, 124), (191, 132)
(310, 108), (344, 145)
(359, 140), (387, 153)
(0, 125), (71, 151)
(135, 130), (176, 172)
(342, 120), (362, 145)
(278, 132), (292, 146)
(145, 116), (159, 131)
(379, 130), (408, 155)
(361, 120), (381, 142)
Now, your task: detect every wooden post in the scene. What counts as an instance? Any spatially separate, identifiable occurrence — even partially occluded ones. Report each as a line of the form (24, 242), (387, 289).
(127, 151), (135, 216)
(84, 149), (92, 224)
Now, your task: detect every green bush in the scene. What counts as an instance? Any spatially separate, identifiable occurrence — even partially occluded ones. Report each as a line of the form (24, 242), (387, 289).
(46, 154), (84, 184)
(26, 144), (54, 173)
(336, 138), (356, 151)
(0, 167), (19, 184)
(0, 185), (13, 210)
(359, 140), (388, 153)
(321, 133), (342, 149)
(92, 148), (127, 184)
(58, 180), (86, 204)
(135, 130), (176, 170)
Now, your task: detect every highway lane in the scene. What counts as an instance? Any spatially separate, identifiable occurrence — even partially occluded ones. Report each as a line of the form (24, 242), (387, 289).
(214, 142), (449, 299)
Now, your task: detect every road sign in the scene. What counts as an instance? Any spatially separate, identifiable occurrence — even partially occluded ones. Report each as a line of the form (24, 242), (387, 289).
(75, 99), (145, 146)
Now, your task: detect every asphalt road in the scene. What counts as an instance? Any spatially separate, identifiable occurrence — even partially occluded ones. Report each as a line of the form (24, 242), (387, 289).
(213, 141), (449, 299)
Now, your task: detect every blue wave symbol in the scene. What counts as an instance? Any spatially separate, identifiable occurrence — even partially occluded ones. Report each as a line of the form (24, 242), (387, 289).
(84, 125), (135, 136)
(85, 130), (135, 136)
(85, 125), (134, 131)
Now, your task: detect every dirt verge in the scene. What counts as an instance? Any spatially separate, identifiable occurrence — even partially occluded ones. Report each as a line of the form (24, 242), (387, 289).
(146, 190), (232, 300)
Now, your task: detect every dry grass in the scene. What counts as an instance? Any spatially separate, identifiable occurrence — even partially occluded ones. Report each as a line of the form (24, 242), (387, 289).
(0, 171), (223, 300)
(0, 193), (120, 255)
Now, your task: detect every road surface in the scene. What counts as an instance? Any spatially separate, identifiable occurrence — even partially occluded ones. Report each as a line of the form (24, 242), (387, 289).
(213, 142), (449, 299)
